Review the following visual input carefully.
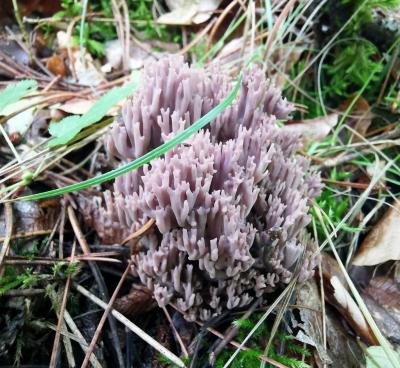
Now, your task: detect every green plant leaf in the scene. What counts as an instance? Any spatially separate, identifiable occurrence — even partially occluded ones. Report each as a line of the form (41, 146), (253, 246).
(366, 346), (400, 368)
(48, 73), (141, 147)
(0, 80), (37, 115)
(16, 75), (242, 201)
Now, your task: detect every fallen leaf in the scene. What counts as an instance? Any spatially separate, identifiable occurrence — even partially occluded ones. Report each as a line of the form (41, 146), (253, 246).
(339, 95), (373, 141)
(103, 39), (157, 71)
(46, 54), (67, 77)
(352, 200), (400, 266)
(114, 286), (155, 317)
(328, 275), (378, 345)
(55, 99), (96, 115)
(0, 200), (60, 239)
(157, 0), (222, 25)
(362, 276), (400, 343)
(6, 107), (35, 136)
(322, 253), (378, 345)
(293, 278), (364, 367)
(292, 280), (332, 365)
(282, 113), (338, 148)
(69, 50), (105, 86)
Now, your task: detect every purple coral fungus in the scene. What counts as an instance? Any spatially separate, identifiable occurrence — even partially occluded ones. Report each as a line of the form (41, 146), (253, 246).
(81, 56), (321, 321)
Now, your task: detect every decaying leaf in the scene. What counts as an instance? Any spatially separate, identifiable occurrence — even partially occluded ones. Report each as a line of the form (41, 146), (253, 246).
(103, 40), (157, 71)
(339, 95), (373, 140)
(282, 113), (338, 148)
(292, 279), (332, 365)
(328, 275), (378, 345)
(322, 254), (378, 345)
(157, 0), (222, 25)
(55, 99), (96, 115)
(353, 200), (400, 266)
(293, 278), (364, 367)
(362, 277), (400, 343)
(0, 200), (60, 240)
(46, 54), (67, 77)
(114, 286), (155, 317)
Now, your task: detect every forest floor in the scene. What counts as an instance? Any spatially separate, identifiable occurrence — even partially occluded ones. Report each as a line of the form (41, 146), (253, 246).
(0, 1), (399, 367)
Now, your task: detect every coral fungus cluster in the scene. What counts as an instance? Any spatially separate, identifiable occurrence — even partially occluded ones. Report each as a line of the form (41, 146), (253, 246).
(81, 56), (321, 321)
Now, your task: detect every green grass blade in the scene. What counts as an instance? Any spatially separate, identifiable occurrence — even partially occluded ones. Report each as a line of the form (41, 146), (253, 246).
(0, 80), (37, 114)
(14, 75), (242, 201)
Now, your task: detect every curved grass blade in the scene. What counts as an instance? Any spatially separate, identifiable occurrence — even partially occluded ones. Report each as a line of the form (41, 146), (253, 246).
(14, 75), (242, 202)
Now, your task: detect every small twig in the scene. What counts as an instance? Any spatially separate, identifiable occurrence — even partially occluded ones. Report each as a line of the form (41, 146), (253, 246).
(206, 0), (244, 51)
(67, 206), (125, 367)
(259, 355), (290, 368)
(0, 199), (13, 274)
(122, 218), (155, 245)
(209, 299), (260, 364)
(64, 310), (102, 368)
(2, 288), (45, 297)
(81, 260), (132, 368)
(262, 0), (298, 67)
(49, 241), (76, 368)
(75, 283), (186, 368)
(162, 306), (189, 358)
(178, 18), (216, 57)
(11, 0), (30, 55)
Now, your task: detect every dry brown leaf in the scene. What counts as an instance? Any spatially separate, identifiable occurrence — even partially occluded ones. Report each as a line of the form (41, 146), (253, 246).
(322, 254), (378, 345)
(352, 200), (400, 266)
(56, 99), (96, 115)
(0, 200), (60, 239)
(69, 50), (106, 86)
(157, 0), (222, 25)
(103, 39), (157, 72)
(329, 276), (378, 345)
(293, 278), (364, 367)
(282, 113), (338, 148)
(114, 286), (155, 317)
(339, 95), (373, 140)
(46, 54), (67, 77)
(292, 280), (332, 365)
(362, 276), (400, 344)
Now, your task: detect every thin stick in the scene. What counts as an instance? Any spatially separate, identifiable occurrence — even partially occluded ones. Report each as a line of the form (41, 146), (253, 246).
(64, 310), (102, 368)
(122, 218), (155, 244)
(0, 199), (13, 274)
(178, 18), (216, 56)
(49, 241), (76, 368)
(68, 206), (125, 367)
(75, 283), (186, 368)
(262, 0), (297, 65)
(162, 306), (189, 358)
(210, 299), (260, 364)
(81, 260), (132, 368)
